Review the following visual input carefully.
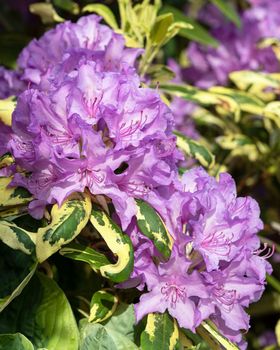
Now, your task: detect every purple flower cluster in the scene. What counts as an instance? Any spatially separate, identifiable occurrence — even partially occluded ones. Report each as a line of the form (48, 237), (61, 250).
(126, 167), (272, 349)
(0, 15), (142, 98)
(183, 1), (280, 88)
(0, 15), (271, 349)
(1, 16), (181, 231)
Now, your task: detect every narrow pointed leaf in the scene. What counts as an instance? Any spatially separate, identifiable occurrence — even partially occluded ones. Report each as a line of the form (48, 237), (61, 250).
(82, 4), (118, 29)
(161, 6), (219, 47)
(90, 204), (134, 283)
(174, 131), (215, 169)
(210, 0), (241, 27)
(60, 242), (111, 269)
(135, 199), (172, 259)
(0, 220), (36, 255)
(209, 86), (265, 115)
(197, 321), (239, 350)
(89, 290), (118, 323)
(160, 83), (240, 120)
(36, 192), (92, 262)
(141, 312), (179, 350)
(150, 13), (174, 45)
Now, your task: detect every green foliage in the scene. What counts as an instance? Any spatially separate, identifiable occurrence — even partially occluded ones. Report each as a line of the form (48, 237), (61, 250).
(0, 333), (34, 350)
(90, 204), (134, 282)
(0, 274), (79, 350)
(210, 0), (241, 27)
(89, 290), (118, 323)
(161, 5), (219, 47)
(140, 312), (179, 350)
(135, 199), (172, 259)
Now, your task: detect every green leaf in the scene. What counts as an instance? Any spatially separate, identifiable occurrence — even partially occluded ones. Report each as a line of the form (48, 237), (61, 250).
(0, 333), (34, 350)
(161, 6), (219, 47)
(103, 303), (136, 341)
(90, 204), (134, 283)
(89, 290), (118, 323)
(210, 0), (241, 27)
(0, 178), (32, 210)
(80, 321), (139, 350)
(160, 83), (240, 120)
(275, 319), (280, 346)
(0, 154), (14, 170)
(0, 220), (36, 255)
(0, 98), (16, 126)
(36, 192), (92, 262)
(229, 70), (280, 102)
(135, 199), (172, 259)
(150, 13), (174, 45)
(147, 64), (175, 83)
(0, 242), (37, 312)
(82, 4), (119, 29)
(209, 86), (265, 116)
(0, 273), (79, 350)
(216, 134), (254, 150)
(140, 312), (179, 350)
(263, 101), (280, 128)
(53, 0), (79, 14)
(60, 242), (111, 270)
(174, 131), (215, 168)
(29, 2), (64, 23)
(197, 321), (239, 350)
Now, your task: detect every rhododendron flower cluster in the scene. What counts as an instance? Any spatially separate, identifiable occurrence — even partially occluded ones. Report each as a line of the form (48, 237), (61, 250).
(128, 168), (272, 349)
(0, 14), (272, 349)
(184, 1), (280, 88)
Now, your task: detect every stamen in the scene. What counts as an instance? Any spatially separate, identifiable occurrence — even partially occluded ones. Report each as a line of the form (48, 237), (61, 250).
(254, 243), (275, 259)
(161, 282), (186, 309)
(200, 231), (233, 257)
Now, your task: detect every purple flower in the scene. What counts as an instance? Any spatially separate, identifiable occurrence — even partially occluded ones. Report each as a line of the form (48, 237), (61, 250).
(134, 248), (207, 331)
(5, 59), (179, 229)
(0, 15), (142, 97)
(181, 167), (264, 271)
(184, 3), (280, 88)
(130, 167), (271, 348)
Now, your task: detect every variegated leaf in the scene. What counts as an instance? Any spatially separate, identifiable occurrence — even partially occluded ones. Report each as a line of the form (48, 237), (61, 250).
(60, 242), (110, 270)
(0, 153), (14, 169)
(160, 83), (240, 120)
(175, 131), (215, 169)
(197, 321), (239, 350)
(141, 312), (179, 350)
(263, 101), (280, 128)
(229, 70), (280, 102)
(135, 199), (172, 259)
(0, 98), (16, 126)
(36, 192), (92, 263)
(0, 206), (28, 220)
(89, 290), (118, 323)
(0, 177), (32, 209)
(209, 86), (265, 116)
(90, 204), (134, 283)
(0, 220), (36, 255)
(216, 134), (254, 150)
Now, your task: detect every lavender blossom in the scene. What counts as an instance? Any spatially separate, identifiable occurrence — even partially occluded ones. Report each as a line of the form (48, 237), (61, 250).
(5, 59), (179, 229)
(0, 15), (142, 97)
(132, 167), (272, 348)
(184, 2), (280, 88)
